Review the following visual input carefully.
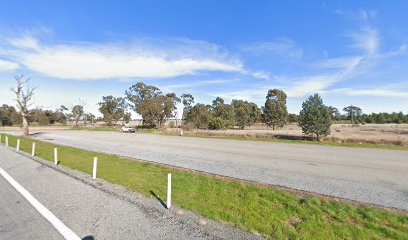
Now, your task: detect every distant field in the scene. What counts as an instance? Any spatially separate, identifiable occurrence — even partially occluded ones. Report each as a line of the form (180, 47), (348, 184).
(165, 123), (408, 147)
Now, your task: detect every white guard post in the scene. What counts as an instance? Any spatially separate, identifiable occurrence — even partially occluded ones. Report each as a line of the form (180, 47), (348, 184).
(167, 173), (172, 209)
(54, 148), (58, 165)
(92, 157), (98, 180)
(32, 142), (36, 157)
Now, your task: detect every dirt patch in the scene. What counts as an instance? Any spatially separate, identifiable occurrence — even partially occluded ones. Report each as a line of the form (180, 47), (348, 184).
(284, 216), (303, 228)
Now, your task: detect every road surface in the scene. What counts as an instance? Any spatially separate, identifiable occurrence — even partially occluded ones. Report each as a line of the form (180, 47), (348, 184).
(0, 145), (259, 239)
(0, 176), (63, 240)
(3, 129), (408, 210)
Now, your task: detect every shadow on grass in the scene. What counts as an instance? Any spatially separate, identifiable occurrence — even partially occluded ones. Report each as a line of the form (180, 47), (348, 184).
(150, 190), (168, 209)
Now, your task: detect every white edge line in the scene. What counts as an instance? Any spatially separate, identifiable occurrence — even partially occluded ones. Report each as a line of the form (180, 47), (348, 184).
(0, 166), (81, 240)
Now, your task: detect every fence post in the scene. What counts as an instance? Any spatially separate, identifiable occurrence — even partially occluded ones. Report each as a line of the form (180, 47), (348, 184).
(54, 148), (58, 165)
(167, 173), (172, 209)
(92, 157), (98, 180)
(5, 136), (9, 146)
(32, 142), (36, 157)
(16, 139), (20, 151)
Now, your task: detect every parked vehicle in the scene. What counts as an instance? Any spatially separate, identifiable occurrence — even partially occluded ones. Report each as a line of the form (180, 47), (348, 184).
(121, 125), (136, 133)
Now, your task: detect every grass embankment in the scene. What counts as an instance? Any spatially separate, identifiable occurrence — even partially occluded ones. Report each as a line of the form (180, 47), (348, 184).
(153, 130), (408, 151)
(70, 126), (119, 131)
(180, 134), (408, 151)
(1, 134), (407, 239)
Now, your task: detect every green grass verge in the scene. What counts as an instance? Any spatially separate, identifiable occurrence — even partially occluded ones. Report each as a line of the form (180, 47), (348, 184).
(136, 128), (158, 134)
(180, 134), (408, 151)
(70, 127), (119, 131)
(1, 134), (407, 239)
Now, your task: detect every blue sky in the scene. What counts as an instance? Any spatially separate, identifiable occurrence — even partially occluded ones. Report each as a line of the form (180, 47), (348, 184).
(0, 0), (407, 116)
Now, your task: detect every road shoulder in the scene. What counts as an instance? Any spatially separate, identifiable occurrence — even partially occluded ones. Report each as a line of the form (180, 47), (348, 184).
(0, 145), (262, 240)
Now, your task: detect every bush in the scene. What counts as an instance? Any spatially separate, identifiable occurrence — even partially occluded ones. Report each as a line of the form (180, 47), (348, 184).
(208, 117), (226, 130)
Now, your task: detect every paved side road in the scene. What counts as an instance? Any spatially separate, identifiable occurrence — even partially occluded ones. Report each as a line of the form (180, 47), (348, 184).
(0, 146), (261, 240)
(33, 130), (408, 210)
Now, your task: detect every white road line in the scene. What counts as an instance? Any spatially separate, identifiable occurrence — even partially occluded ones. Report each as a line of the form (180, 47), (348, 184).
(0, 166), (81, 240)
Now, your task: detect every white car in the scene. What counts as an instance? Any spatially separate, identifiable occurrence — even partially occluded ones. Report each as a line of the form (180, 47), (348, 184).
(121, 125), (136, 133)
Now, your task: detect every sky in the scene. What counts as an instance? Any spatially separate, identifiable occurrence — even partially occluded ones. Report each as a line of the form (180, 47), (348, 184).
(0, 0), (407, 116)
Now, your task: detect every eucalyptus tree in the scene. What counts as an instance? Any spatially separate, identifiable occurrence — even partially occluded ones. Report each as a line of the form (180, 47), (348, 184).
(262, 89), (288, 130)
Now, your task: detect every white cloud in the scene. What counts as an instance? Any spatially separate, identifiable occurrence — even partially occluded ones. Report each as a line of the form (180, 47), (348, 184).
(210, 87), (270, 102)
(347, 27), (379, 55)
(8, 35), (41, 50)
(329, 88), (408, 98)
(335, 9), (377, 21)
(2, 35), (243, 80)
(243, 37), (303, 59)
(311, 56), (363, 70)
(250, 71), (270, 80)
(0, 59), (19, 71)
(160, 79), (238, 92)
(287, 56), (363, 97)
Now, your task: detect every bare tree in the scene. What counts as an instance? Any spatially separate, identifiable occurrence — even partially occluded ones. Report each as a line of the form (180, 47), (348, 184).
(10, 75), (35, 136)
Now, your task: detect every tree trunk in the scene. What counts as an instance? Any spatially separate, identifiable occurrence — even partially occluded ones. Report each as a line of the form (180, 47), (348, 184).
(22, 115), (29, 136)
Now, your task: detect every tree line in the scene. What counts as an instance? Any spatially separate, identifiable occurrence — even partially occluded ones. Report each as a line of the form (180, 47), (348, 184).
(0, 104), (98, 127)
(4, 76), (408, 139)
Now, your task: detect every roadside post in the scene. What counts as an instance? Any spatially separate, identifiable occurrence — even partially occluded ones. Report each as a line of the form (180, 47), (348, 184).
(54, 148), (58, 165)
(167, 173), (172, 209)
(16, 139), (20, 151)
(31, 142), (36, 157)
(5, 136), (9, 146)
(92, 157), (98, 180)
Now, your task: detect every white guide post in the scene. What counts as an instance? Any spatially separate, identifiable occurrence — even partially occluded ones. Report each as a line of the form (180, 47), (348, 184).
(167, 173), (172, 209)
(16, 139), (20, 151)
(5, 136), (9, 146)
(92, 157), (98, 180)
(32, 142), (36, 157)
(54, 148), (58, 165)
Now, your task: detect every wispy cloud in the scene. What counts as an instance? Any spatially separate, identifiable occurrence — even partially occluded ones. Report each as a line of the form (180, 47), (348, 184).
(335, 9), (377, 21)
(210, 87), (271, 102)
(242, 37), (303, 59)
(0, 58), (19, 71)
(1, 33), (243, 80)
(160, 79), (238, 92)
(327, 88), (408, 98)
(346, 27), (379, 55)
(285, 55), (363, 97)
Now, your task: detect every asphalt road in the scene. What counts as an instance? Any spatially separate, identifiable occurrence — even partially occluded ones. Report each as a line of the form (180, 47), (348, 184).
(0, 145), (260, 239)
(0, 176), (63, 240)
(29, 130), (408, 210)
